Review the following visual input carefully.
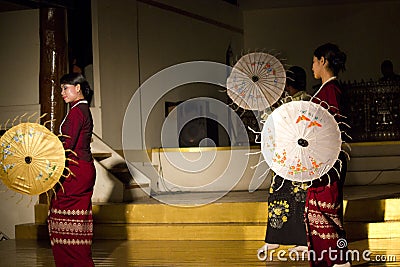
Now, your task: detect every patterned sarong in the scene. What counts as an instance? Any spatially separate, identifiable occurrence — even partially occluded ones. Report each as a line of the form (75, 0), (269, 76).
(304, 152), (350, 267)
(48, 159), (96, 267)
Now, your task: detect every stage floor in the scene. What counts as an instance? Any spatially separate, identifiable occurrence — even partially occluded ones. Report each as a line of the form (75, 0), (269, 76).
(0, 238), (399, 266)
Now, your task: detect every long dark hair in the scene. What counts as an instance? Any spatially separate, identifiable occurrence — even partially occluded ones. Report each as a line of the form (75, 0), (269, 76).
(314, 43), (346, 76)
(60, 73), (93, 104)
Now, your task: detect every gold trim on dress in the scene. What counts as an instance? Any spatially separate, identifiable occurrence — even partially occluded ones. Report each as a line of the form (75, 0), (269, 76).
(308, 199), (340, 210)
(50, 208), (92, 216)
(310, 230), (339, 239)
(50, 238), (92, 246)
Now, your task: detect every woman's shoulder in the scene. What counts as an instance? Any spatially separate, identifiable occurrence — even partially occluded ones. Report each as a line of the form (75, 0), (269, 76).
(325, 79), (341, 89)
(69, 101), (90, 118)
(318, 80), (341, 96)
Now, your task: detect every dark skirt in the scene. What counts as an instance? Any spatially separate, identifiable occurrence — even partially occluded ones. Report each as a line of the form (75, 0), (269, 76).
(265, 175), (308, 246)
(48, 159), (96, 267)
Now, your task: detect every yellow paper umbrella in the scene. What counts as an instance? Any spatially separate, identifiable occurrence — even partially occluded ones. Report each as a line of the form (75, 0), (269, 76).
(0, 122), (65, 195)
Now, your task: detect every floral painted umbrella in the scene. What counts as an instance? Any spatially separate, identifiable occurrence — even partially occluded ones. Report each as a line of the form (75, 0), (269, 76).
(226, 52), (286, 111)
(261, 100), (342, 182)
(0, 122), (65, 195)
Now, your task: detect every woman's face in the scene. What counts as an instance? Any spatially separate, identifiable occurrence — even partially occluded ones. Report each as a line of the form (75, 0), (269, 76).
(61, 84), (81, 103)
(312, 56), (324, 79)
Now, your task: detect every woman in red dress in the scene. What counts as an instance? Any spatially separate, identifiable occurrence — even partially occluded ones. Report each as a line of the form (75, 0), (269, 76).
(48, 73), (96, 266)
(305, 43), (351, 267)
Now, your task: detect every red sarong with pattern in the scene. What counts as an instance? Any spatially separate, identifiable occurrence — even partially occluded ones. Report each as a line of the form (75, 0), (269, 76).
(48, 159), (95, 267)
(304, 153), (349, 267)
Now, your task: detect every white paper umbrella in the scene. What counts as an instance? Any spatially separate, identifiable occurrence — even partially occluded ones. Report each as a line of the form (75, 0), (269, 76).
(226, 52), (286, 111)
(261, 101), (342, 182)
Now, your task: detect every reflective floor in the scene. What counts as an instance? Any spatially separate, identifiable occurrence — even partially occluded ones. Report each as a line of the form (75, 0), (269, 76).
(3, 185), (400, 266)
(1, 238), (399, 266)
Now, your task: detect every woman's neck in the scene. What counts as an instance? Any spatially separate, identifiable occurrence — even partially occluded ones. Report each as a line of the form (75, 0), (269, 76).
(71, 97), (85, 103)
(320, 72), (334, 84)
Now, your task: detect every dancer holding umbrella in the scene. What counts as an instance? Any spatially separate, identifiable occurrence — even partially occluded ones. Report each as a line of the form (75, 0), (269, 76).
(306, 43), (350, 267)
(258, 44), (350, 267)
(47, 73), (96, 267)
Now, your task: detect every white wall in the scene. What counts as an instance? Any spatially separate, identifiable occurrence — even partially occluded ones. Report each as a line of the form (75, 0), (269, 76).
(0, 9), (40, 122)
(243, 0), (400, 92)
(0, 9), (39, 239)
(0, 193), (37, 239)
(152, 147), (271, 193)
(93, 0), (243, 151)
(92, 0), (140, 150)
(138, 1), (243, 150)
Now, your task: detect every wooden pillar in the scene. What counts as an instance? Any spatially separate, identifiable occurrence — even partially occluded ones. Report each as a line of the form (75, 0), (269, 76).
(39, 7), (68, 133)
(39, 7), (68, 203)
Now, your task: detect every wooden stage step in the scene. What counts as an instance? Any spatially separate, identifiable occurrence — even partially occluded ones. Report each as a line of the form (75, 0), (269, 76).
(20, 201), (268, 241)
(15, 185), (400, 241)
